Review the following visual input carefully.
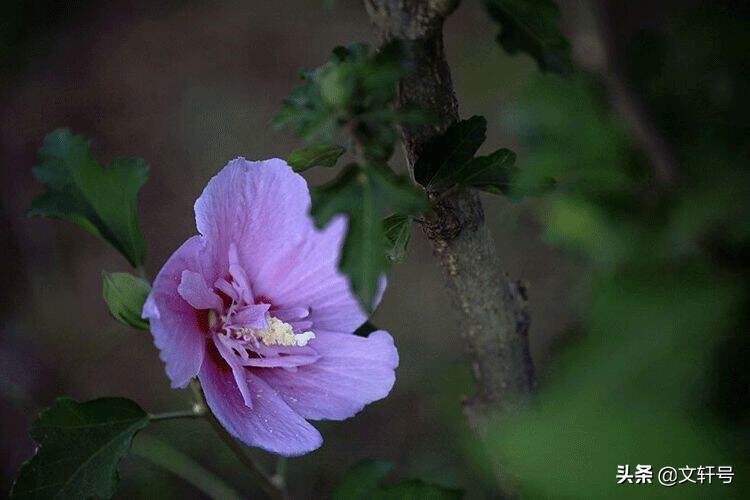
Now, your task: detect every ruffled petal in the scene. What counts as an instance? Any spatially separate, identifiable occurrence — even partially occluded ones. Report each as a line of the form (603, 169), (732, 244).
(253, 216), (374, 334)
(262, 330), (398, 420)
(178, 270), (222, 311)
(142, 236), (208, 388)
(199, 347), (323, 456)
(193, 158), (312, 285)
(213, 333), (255, 408)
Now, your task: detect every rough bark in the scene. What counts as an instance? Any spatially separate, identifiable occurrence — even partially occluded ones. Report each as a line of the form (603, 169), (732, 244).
(365, 0), (535, 423)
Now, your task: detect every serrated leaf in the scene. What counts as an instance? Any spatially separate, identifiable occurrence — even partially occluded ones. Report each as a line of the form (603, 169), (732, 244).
(414, 116), (487, 189)
(311, 164), (428, 310)
(454, 148), (517, 194)
(275, 42), (411, 162)
(11, 397), (150, 499)
(484, 0), (572, 74)
(383, 214), (412, 263)
(332, 460), (394, 500)
(28, 129), (148, 267)
(288, 144), (346, 172)
(102, 272), (151, 330)
(374, 480), (463, 499)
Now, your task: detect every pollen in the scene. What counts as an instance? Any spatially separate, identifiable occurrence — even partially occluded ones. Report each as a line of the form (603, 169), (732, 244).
(253, 317), (316, 347)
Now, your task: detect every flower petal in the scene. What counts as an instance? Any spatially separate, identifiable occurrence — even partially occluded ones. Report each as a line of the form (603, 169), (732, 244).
(199, 347), (323, 456)
(253, 216), (374, 334)
(142, 236), (208, 388)
(193, 158), (311, 285)
(262, 330), (398, 420)
(213, 333), (255, 409)
(178, 270), (222, 310)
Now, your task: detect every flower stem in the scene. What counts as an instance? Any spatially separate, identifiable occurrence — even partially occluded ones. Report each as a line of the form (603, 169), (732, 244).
(190, 380), (287, 500)
(132, 434), (243, 500)
(149, 407), (205, 421)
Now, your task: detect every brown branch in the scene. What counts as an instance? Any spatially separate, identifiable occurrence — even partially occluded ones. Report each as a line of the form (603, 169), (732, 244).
(364, 0), (535, 425)
(584, 0), (679, 188)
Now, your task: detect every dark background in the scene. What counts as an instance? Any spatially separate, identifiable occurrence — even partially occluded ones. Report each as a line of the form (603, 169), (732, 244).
(1, 1), (746, 498)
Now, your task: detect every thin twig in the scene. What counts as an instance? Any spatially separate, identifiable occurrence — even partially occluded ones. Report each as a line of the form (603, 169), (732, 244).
(149, 407), (205, 421)
(588, 0), (679, 188)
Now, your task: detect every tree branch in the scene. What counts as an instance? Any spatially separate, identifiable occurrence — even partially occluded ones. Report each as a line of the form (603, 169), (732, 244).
(582, 0), (679, 188)
(365, 0), (535, 424)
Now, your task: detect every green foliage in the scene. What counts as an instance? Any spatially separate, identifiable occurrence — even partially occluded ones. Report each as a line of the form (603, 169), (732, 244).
(383, 213), (412, 263)
(11, 398), (150, 499)
(415, 116), (486, 188)
(452, 148), (516, 195)
(274, 42), (423, 163)
(374, 480), (463, 499)
(484, 7), (750, 497)
(483, 0), (572, 74)
(333, 460), (462, 500)
(276, 42), (431, 305)
(487, 271), (742, 499)
(101, 271), (151, 330)
(311, 164), (428, 309)
(414, 115), (519, 195)
(332, 460), (394, 500)
(28, 129), (149, 267)
(288, 143), (346, 172)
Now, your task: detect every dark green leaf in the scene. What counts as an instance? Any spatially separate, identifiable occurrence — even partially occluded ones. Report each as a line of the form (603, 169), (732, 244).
(275, 42), (410, 161)
(454, 148), (517, 194)
(374, 480), (463, 499)
(332, 460), (394, 500)
(102, 272), (151, 330)
(383, 214), (412, 263)
(11, 397), (149, 499)
(312, 165), (386, 309)
(333, 461), (463, 500)
(288, 144), (346, 172)
(28, 129), (148, 267)
(414, 116), (487, 189)
(311, 164), (427, 309)
(484, 0), (573, 74)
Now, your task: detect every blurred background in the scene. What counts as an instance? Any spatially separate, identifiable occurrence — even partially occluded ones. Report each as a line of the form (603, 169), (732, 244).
(1, 0), (748, 498)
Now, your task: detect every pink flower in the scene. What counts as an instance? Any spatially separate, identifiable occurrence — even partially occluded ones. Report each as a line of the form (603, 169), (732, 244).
(143, 158), (398, 456)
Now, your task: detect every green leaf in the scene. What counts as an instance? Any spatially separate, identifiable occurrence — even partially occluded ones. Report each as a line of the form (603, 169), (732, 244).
(454, 148), (517, 195)
(333, 461), (463, 500)
(374, 480), (463, 499)
(311, 164), (428, 309)
(288, 144), (346, 172)
(332, 460), (394, 500)
(28, 129), (149, 267)
(102, 272), (151, 330)
(484, 0), (573, 74)
(414, 116), (487, 189)
(383, 214), (412, 263)
(11, 397), (150, 499)
(275, 42), (411, 162)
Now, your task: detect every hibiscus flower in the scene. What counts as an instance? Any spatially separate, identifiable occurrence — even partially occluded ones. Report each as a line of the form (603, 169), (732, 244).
(143, 158), (398, 456)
